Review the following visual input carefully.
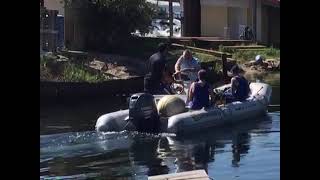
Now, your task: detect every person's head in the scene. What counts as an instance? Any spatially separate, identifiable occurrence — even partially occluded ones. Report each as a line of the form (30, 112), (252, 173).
(183, 49), (193, 60)
(198, 69), (207, 81)
(158, 43), (169, 54)
(230, 65), (244, 76)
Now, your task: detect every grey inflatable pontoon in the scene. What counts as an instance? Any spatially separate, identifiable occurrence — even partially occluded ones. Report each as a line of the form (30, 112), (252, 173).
(95, 82), (272, 135)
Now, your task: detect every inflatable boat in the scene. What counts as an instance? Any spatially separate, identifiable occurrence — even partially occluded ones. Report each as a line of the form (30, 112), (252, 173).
(95, 82), (272, 135)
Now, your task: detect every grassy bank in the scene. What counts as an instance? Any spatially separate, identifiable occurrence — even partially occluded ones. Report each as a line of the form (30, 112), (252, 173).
(40, 55), (110, 82)
(45, 36), (279, 83)
(233, 48), (280, 62)
(219, 45), (280, 63)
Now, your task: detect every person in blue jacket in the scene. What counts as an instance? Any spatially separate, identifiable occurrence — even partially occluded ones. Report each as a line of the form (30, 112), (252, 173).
(223, 65), (250, 103)
(188, 69), (215, 110)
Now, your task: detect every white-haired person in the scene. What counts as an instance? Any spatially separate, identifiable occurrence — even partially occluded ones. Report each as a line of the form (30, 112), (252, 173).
(174, 49), (201, 81)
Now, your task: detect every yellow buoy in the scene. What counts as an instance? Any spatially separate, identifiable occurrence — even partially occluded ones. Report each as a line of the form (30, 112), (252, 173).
(157, 95), (186, 117)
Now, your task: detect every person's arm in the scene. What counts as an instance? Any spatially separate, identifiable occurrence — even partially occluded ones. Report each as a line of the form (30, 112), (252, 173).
(175, 55), (183, 73)
(193, 57), (201, 72)
(146, 57), (151, 74)
(208, 85), (215, 105)
(187, 82), (195, 103)
(231, 77), (238, 95)
(160, 61), (169, 82)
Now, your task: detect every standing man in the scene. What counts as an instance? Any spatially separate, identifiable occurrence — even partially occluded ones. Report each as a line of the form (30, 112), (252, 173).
(144, 43), (169, 94)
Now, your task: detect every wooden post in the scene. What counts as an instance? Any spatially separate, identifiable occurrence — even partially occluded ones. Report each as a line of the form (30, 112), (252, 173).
(169, 0), (173, 37)
(252, 0), (257, 41)
(222, 53), (228, 82)
(40, 7), (44, 52)
(182, 0), (201, 37)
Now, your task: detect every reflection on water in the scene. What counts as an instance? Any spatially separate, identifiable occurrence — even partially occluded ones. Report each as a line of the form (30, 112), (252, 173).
(245, 72), (280, 86)
(40, 74), (279, 180)
(40, 114), (279, 180)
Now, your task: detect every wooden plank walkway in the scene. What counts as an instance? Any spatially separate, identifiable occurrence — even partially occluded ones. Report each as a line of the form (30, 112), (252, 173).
(223, 45), (266, 49)
(148, 170), (211, 180)
(171, 43), (232, 58)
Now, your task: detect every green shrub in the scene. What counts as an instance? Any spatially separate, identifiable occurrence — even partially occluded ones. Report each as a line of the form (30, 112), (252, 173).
(62, 63), (108, 82)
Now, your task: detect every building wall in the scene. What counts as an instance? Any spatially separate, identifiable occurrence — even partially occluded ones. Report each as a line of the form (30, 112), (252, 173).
(199, 0), (251, 38)
(261, 4), (269, 43)
(201, 6), (228, 37)
(184, 0), (279, 44)
(227, 7), (249, 39)
(200, 5), (250, 38)
(44, 0), (64, 16)
(256, 0), (263, 42)
(267, 6), (280, 47)
(247, 7), (252, 27)
(256, 0), (280, 45)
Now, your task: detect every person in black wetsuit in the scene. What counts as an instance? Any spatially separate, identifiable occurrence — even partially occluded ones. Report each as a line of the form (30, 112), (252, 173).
(144, 43), (170, 95)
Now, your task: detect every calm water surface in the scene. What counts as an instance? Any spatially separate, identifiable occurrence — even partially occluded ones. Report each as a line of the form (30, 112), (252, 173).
(40, 74), (280, 180)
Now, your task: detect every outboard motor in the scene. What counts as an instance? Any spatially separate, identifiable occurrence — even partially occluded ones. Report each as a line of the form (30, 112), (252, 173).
(128, 93), (160, 133)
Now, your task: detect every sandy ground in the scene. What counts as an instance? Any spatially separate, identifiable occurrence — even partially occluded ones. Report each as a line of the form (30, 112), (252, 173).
(242, 59), (280, 78)
(40, 52), (148, 81)
(87, 52), (147, 79)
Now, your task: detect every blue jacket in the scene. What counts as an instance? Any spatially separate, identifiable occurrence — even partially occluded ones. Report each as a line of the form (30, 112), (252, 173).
(233, 76), (249, 101)
(190, 82), (210, 110)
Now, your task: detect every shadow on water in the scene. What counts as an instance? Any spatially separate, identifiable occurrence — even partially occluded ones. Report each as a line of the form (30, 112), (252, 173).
(40, 114), (276, 179)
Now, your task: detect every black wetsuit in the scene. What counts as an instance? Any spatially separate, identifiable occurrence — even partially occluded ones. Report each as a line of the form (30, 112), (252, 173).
(144, 52), (167, 94)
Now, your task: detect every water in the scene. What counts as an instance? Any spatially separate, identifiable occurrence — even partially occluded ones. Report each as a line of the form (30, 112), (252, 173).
(40, 75), (280, 180)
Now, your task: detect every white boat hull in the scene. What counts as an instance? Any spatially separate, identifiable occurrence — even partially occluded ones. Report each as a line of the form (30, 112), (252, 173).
(95, 82), (272, 135)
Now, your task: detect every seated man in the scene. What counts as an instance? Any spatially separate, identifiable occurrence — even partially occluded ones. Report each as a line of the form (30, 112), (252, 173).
(187, 69), (215, 110)
(223, 65), (250, 103)
(174, 49), (201, 81)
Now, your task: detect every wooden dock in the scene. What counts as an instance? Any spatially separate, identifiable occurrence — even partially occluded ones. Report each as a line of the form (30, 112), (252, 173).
(148, 170), (211, 180)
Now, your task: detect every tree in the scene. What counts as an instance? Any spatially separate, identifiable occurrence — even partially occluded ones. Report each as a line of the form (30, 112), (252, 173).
(65, 0), (157, 50)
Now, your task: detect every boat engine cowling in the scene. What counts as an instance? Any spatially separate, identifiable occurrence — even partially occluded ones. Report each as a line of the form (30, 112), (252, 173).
(129, 93), (160, 133)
